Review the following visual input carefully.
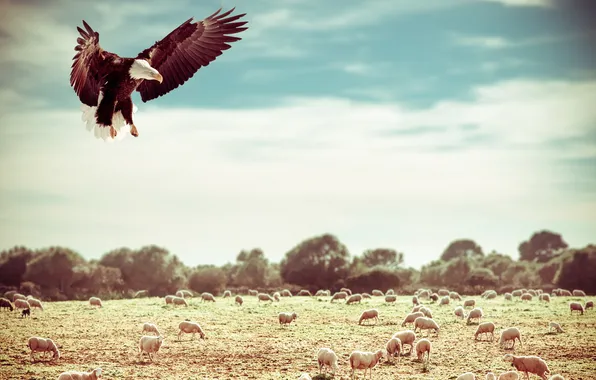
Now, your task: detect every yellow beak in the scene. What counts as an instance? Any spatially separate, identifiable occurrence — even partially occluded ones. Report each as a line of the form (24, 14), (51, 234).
(153, 72), (163, 83)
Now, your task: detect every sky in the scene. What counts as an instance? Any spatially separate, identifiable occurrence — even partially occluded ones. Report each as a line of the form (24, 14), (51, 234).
(0, 0), (595, 270)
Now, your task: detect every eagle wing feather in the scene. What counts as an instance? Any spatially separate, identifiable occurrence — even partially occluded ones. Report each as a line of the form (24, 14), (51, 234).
(70, 21), (106, 107)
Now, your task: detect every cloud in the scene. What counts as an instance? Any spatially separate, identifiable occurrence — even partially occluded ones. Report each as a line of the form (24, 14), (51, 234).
(477, 0), (556, 7)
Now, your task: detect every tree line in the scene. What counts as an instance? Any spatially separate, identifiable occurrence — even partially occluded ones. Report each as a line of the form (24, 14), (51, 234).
(0, 229), (594, 300)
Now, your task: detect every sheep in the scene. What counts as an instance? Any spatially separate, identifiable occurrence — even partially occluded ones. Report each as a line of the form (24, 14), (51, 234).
(486, 292), (497, 300)
(372, 289), (384, 296)
(392, 330), (416, 355)
(569, 302), (584, 315)
(298, 373), (312, 380)
(28, 336), (60, 361)
(330, 291), (348, 303)
(528, 289), (538, 297)
(281, 289), (292, 297)
(486, 372), (496, 380)
(273, 292), (280, 302)
(201, 292), (216, 302)
(258, 293), (274, 302)
(317, 347), (339, 375)
(504, 293), (513, 301)
(340, 287), (352, 295)
(430, 293), (439, 302)
(511, 290), (522, 297)
(464, 299), (476, 308)
(248, 289), (258, 296)
(138, 335), (164, 361)
(349, 350), (384, 379)
(346, 294), (363, 305)
(412, 295), (419, 305)
(503, 354), (550, 380)
(440, 296), (450, 306)
(415, 338), (431, 363)
(419, 290), (430, 298)
(14, 299), (30, 310)
(3, 290), (17, 300)
(438, 289), (450, 296)
(223, 290), (232, 298)
(142, 322), (160, 336)
(467, 307), (483, 324)
(12, 293), (26, 301)
(498, 371), (520, 380)
(386, 289), (395, 295)
(450, 291), (462, 300)
(134, 289), (148, 298)
(89, 297), (102, 308)
(402, 311), (425, 327)
(385, 337), (402, 363)
(58, 368), (102, 380)
(419, 306), (433, 318)
(358, 308), (379, 325)
(22, 308), (30, 318)
(585, 300), (594, 310)
(520, 293), (532, 302)
(315, 290), (326, 297)
(499, 327), (523, 349)
(165, 295), (175, 304)
(172, 296), (188, 306)
(0, 298), (13, 311)
(362, 293), (372, 299)
(178, 320), (205, 340)
(27, 298), (43, 311)
(453, 306), (466, 320)
(457, 373), (476, 380)
(279, 312), (298, 326)
(475, 321), (496, 341)
(384, 295), (397, 303)
(235, 295), (243, 306)
(298, 289), (312, 296)
(572, 289), (586, 297)
(413, 316), (440, 336)
(539, 294), (550, 302)
(548, 375), (564, 380)
(179, 289), (193, 298)
(560, 289), (572, 296)
(412, 305), (423, 313)
(548, 322), (564, 333)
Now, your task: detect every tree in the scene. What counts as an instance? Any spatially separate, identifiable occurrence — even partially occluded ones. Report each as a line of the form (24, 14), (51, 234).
(466, 268), (499, 288)
(419, 260), (446, 286)
(234, 248), (269, 288)
(24, 247), (85, 295)
(280, 233), (350, 289)
(345, 268), (401, 293)
(518, 230), (568, 263)
(480, 251), (513, 280)
(440, 239), (483, 261)
(188, 265), (227, 295)
(554, 245), (596, 294)
(440, 256), (472, 287)
(0, 246), (35, 286)
(361, 248), (404, 268)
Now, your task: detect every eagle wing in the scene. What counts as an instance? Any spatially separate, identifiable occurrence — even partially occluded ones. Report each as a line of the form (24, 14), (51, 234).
(70, 21), (106, 107)
(135, 7), (248, 103)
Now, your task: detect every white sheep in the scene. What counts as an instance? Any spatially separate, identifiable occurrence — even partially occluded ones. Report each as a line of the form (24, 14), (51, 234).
(419, 306), (433, 318)
(201, 292), (216, 302)
(235, 295), (243, 306)
(511, 290), (522, 298)
(548, 375), (564, 380)
(569, 302), (584, 315)
(457, 372), (476, 380)
(392, 330), (416, 355)
(14, 299), (30, 310)
(298, 373), (312, 380)
(385, 294), (397, 303)
(438, 289), (449, 296)
(539, 294), (551, 303)
(142, 322), (160, 336)
(273, 293), (280, 302)
(454, 306), (466, 320)
(58, 368), (102, 380)
(315, 290), (326, 297)
(415, 338), (431, 363)
(412, 295), (419, 305)
(464, 299), (476, 308)
(385, 337), (402, 363)
(440, 296), (450, 306)
(248, 289), (258, 296)
(450, 291), (462, 300)
(386, 289), (395, 295)
(298, 289), (312, 296)
(223, 290), (232, 298)
(548, 322), (564, 334)
(13, 293), (26, 301)
(499, 327), (522, 349)
(358, 308), (379, 325)
(138, 335), (164, 361)
(475, 321), (496, 341)
(172, 296), (188, 306)
(349, 349), (384, 379)
(165, 295), (175, 304)
(330, 291), (348, 303)
(498, 371), (520, 380)
(279, 312), (298, 326)
(317, 347), (338, 375)
(572, 289), (586, 297)
(28, 336), (60, 361)
(341, 287), (353, 295)
(504, 293), (512, 301)
(486, 372), (496, 380)
(89, 297), (102, 308)
(257, 293), (274, 302)
(467, 307), (483, 324)
(281, 289), (292, 297)
(27, 298), (43, 311)
(178, 320), (205, 340)
(520, 293), (532, 302)
(413, 316), (440, 336)
(402, 312), (425, 327)
(177, 289), (193, 298)
(560, 289), (572, 296)
(419, 290), (430, 298)
(362, 293), (372, 299)
(346, 294), (363, 305)
(372, 289), (384, 296)
(503, 354), (550, 380)
(134, 290), (148, 298)
(411, 305), (423, 313)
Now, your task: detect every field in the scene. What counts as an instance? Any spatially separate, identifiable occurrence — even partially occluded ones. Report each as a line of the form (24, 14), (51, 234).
(1, 295), (595, 380)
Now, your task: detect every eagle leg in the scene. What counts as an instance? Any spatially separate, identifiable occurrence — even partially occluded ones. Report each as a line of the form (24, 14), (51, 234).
(110, 126), (117, 138)
(130, 125), (139, 137)
(118, 97), (139, 137)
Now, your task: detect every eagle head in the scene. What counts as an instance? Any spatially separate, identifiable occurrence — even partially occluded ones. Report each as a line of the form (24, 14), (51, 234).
(130, 59), (163, 83)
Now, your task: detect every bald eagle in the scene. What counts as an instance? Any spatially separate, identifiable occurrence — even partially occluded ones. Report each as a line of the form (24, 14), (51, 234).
(70, 8), (248, 140)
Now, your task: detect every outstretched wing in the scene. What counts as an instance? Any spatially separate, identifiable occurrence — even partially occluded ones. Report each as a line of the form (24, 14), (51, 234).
(70, 21), (106, 107)
(135, 8), (248, 103)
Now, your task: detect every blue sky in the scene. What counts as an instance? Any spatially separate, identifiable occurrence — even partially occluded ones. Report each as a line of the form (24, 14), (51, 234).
(0, 0), (594, 269)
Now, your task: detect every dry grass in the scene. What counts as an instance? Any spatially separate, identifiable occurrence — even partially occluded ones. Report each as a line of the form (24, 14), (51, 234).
(0, 295), (595, 379)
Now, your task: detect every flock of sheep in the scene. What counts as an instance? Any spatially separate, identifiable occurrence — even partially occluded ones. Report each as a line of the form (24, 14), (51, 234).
(0, 286), (593, 379)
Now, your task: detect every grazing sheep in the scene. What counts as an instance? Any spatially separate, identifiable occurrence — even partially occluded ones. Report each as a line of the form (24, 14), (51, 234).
(248, 289), (258, 296)
(486, 372), (496, 380)
(503, 354), (550, 380)
(384, 295), (397, 303)
(164, 295), (175, 304)
(179, 289), (193, 298)
(386, 337), (402, 363)
(235, 295), (243, 306)
(486, 292), (497, 300)
(386, 289), (395, 295)
(298, 289), (312, 296)
(539, 294), (550, 302)
(258, 293), (274, 302)
(89, 297), (102, 308)
(419, 290), (430, 298)
(14, 299), (30, 310)
(142, 322), (160, 336)
(172, 296), (188, 306)
(454, 306), (466, 320)
(347, 294), (363, 305)
(585, 301), (593, 310)
(430, 293), (439, 302)
(22, 308), (30, 318)
(317, 347), (339, 375)
(27, 298), (43, 311)
(134, 290), (148, 298)
(569, 302), (584, 315)
(372, 289), (384, 296)
(572, 289), (586, 297)
(511, 290), (522, 298)
(467, 307), (484, 324)
(412, 305), (423, 313)
(560, 289), (572, 296)
(281, 289), (292, 297)
(498, 371), (520, 380)
(475, 321), (496, 341)
(419, 306), (433, 318)
(178, 320), (205, 340)
(358, 308), (379, 325)
(223, 290), (232, 298)
(499, 327), (523, 349)
(457, 373), (476, 380)
(362, 293), (372, 299)
(4, 290), (16, 300)
(349, 350), (384, 379)
(12, 293), (26, 301)
(438, 289), (450, 296)
(273, 292), (280, 302)
(58, 368), (102, 380)
(413, 317), (440, 336)
(464, 299), (476, 308)
(548, 322), (564, 333)
(330, 291), (348, 303)
(504, 293), (513, 301)
(0, 298), (13, 311)
(138, 335), (164, 362)
(340, 287), (352, 295)
(402, 311), (425, 327)
(279, 312), (298, 326)
(439, 296), (450, 306)
(415, 338), (431, 363)
(28, 336), (59, 361)
(520, 293), (533, 302)
(548, 375), (564, 380)
(412, 295), (419, 305)
(315, 290), (326, 297)
(201, 292), (216, 302)
(392, 330), (416, 355)
(298, 374), (312, 380)
(450, 291), (462, 301)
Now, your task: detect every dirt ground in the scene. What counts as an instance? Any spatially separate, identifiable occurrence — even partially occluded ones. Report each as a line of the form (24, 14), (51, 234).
(1, 294), (595, 379)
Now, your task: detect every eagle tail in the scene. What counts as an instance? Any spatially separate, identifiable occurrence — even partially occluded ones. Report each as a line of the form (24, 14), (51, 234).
(80, 96), (138, 141)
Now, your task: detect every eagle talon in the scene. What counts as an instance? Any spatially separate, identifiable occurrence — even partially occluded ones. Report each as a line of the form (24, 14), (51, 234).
(130, 125), (139, 137)
(110, 126), (117, 139)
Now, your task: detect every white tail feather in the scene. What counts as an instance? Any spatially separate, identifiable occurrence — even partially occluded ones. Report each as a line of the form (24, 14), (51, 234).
(80, 96), (138, 141)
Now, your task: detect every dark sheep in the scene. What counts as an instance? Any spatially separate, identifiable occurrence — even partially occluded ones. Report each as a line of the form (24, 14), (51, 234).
(0, 297), (13, 311)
